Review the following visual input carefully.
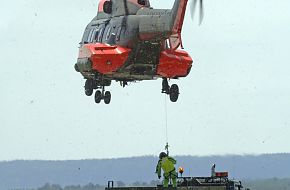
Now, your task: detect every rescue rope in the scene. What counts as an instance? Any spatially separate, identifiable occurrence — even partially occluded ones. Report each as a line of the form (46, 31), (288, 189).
(164, 94), (169, 155)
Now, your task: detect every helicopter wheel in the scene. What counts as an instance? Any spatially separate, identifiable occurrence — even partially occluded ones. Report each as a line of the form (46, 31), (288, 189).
(85, 79), (94, 96)
(104, 91), (111, 104)
(169, 84), (179, 102)
(95, 90), (102, 104)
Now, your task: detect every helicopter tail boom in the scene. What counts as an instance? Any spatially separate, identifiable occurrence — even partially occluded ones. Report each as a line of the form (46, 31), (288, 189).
(137, 0), (188, 49)
(170, 0), (189, 35)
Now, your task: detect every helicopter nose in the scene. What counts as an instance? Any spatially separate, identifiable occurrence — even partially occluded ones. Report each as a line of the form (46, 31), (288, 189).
(79, 43), (131, 75)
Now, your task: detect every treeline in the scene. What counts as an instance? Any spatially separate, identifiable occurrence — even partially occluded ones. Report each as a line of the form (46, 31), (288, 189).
(3, 154), (290, 189)
(12, 183), (104, 190)
(12, 181), (159, 190)
(244, 178), (290, 190)
(37, 183), (103, 190)
(11, 178), (290, 190)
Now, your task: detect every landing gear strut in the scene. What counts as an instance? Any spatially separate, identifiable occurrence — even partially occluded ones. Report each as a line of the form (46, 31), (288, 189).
(84, 78), (112, 105)
(94, 86), (111, 104)
(162, 78), (179, 103)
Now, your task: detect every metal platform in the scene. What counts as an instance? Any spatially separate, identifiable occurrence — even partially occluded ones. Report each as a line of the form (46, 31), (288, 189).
(105, 176), (244, 190)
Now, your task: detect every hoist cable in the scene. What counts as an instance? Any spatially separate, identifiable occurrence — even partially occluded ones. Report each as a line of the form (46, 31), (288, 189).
(164, 94), (169, 154)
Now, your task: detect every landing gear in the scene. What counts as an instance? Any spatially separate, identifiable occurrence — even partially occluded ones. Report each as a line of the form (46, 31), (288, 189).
(162, 78), (170, 94)
(85, 79), (93, 96)
(104, 91), (111, 104)
(169, 84), (179, 103)
(84, 77), (112, 104)
(94, 86), (112, 104)
(162, 78), (180, 103)
(94, 90), (102, 104)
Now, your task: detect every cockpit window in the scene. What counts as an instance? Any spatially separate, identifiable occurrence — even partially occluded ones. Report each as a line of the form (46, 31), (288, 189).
(82, 28), (93, 44)
(105, 26), (112, 40)
(138, 0), (146, 6)
(89, 29), (96, 42)
(87, 29), (95, 43)
(92, 29), (99, 42)
(98, 27), (105, 42)
(85, 28), (100, 43)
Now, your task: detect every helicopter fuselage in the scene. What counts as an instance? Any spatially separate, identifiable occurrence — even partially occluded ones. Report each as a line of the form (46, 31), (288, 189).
(76, 0), (192, 81)
(75, 0), (193, 104)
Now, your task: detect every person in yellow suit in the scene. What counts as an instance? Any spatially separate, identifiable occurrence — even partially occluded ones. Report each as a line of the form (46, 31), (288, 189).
(156, 152), (178, 187)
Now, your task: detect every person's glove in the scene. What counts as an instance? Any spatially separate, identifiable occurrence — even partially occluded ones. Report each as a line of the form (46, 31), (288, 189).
(158, 175), (161, 179)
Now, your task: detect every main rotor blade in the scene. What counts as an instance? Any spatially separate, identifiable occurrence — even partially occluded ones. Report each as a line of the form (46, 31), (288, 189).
(199, 0), (204, 25)
(191, 0), (198, 21)
(191, 0), (204, 25)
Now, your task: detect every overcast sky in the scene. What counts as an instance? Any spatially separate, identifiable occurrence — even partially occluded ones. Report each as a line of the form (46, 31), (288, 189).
(0, 0), (290, 161)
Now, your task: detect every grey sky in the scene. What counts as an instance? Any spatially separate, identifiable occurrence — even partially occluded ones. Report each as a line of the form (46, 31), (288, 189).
(0, 0), (290, 161)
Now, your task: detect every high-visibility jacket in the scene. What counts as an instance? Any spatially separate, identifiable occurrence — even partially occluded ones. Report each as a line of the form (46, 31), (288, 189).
(156, 156), (176, 176)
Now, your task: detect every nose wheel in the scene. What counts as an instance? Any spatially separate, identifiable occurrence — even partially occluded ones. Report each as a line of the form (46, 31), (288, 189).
(94, 90), (102, 104)
(162, 78), (179, 103)
(84, 79), (112, 105)
(94, 86), (112, 104)
(104, 91), (111, 104)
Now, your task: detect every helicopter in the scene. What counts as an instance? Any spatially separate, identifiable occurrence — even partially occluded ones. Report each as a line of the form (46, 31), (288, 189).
(74, 0), (204, 104)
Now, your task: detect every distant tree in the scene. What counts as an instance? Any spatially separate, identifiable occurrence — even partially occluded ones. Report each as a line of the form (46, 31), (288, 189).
(131, 181), (142, 187)
(116, 181), (126, 187)
(83, 183), (95, 190)
(150, 180), (159, 186)
(131, 181), (148, 187)
(51, 184), (62, 190)
(62, 184), (104, 190)
(37, 183), (63, 190)
(63, 185), (81, 190)
(38, 183), (51, 190)
(244, 178), (290, 190)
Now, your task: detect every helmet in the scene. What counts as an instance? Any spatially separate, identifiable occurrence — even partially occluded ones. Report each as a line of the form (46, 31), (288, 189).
(159, 152), (167, 159)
